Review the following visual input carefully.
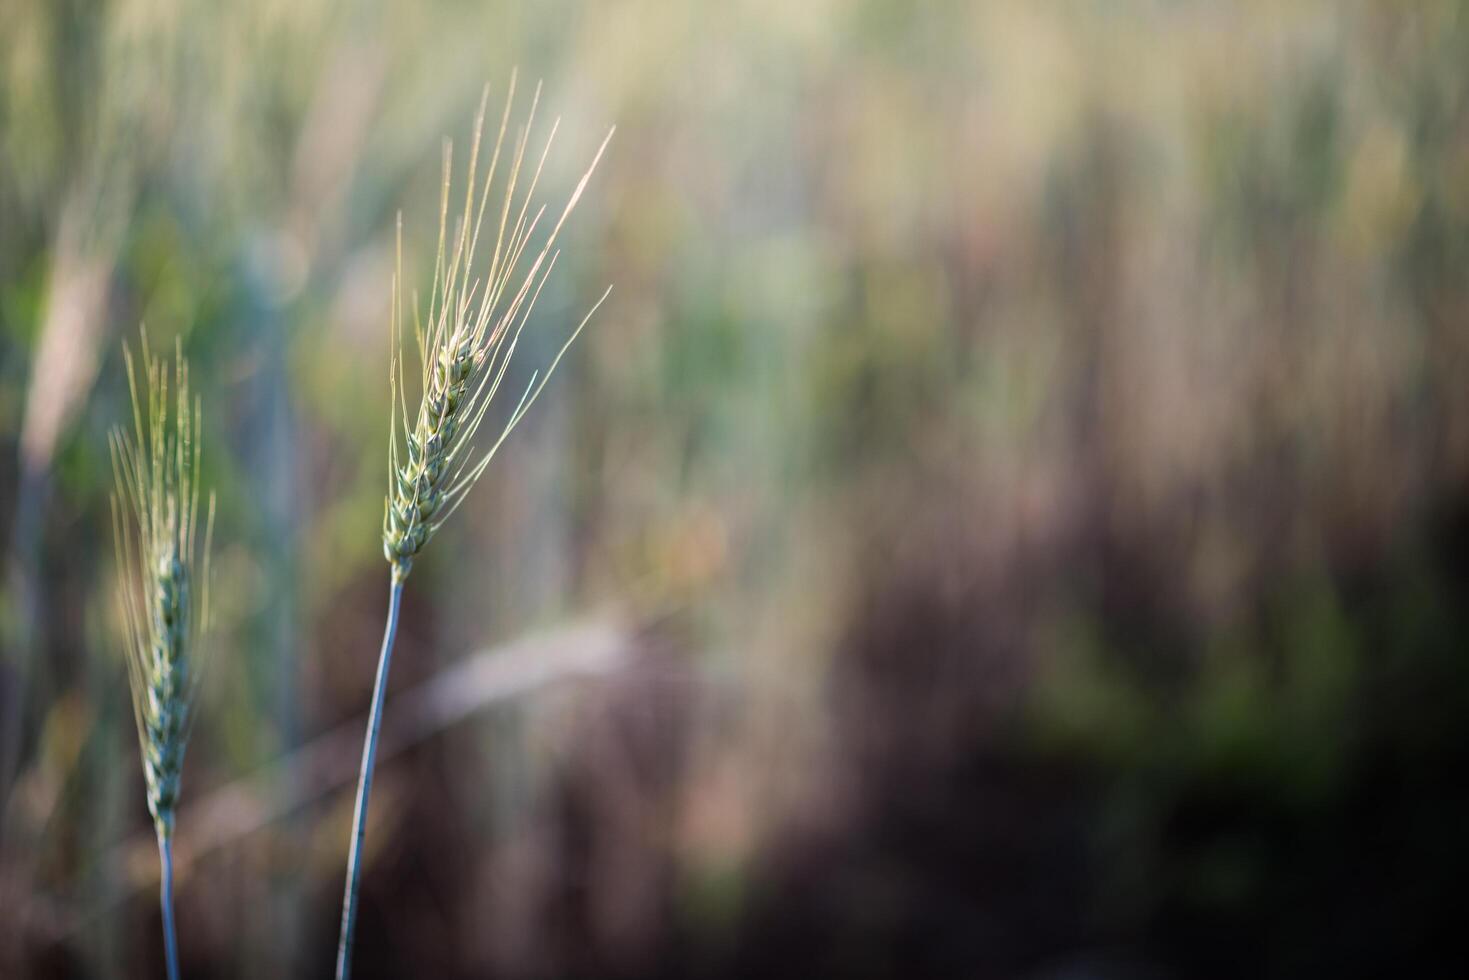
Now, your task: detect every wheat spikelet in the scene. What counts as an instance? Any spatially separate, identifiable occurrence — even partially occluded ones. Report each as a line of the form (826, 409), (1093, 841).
(109, 332), (216, 840)
(382, 71), (612, 582)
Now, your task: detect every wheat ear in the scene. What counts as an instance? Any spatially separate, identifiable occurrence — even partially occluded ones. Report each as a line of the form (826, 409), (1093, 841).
(336, 74), (611, 980)
(109, 332), (216, 980)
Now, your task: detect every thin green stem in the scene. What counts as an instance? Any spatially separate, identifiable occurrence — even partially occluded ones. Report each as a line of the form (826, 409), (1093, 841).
(336, 576), (405, 980)
(157, 830), (180, 980)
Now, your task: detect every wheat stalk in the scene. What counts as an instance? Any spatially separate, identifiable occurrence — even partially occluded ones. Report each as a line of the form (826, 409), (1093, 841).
(336, 73), (611, 979)
(109, 332), (216, 980)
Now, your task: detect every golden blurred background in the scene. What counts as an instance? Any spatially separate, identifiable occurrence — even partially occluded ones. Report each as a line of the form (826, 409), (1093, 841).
(3, 1), (1469, 977)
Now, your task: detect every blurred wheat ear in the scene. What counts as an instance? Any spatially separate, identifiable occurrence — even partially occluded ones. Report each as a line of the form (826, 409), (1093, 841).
(109, 331), (216, 980)
(336, 71), (612, 980)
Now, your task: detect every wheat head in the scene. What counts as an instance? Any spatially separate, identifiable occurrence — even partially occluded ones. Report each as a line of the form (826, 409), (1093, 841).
(382, 72), (612, 583)
(109, 333), (215, 839)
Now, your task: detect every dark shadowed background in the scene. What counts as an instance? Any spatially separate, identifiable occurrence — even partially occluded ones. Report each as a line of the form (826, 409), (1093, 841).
(3, 2), (1469, 977)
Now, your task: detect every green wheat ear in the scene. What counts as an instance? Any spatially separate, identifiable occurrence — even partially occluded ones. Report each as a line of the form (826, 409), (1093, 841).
(381, 70), (613, 583)
(338, 73), (612, 980)
(109, 330), (215, 980)
(108, 332), (216, 840)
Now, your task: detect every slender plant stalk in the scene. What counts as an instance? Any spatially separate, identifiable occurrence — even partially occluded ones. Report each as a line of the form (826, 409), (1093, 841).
(110, 332), (215, 980)
(334, 73), (611, 979)
(157, 830), (180, 980)
(335, 579), (403, 980)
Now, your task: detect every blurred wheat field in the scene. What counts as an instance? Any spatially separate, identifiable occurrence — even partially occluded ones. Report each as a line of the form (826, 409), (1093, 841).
(3, 2), (1469, 978)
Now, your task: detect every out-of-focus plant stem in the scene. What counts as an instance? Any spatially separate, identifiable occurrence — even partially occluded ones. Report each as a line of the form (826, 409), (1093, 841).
(157, 830), (180, 980)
